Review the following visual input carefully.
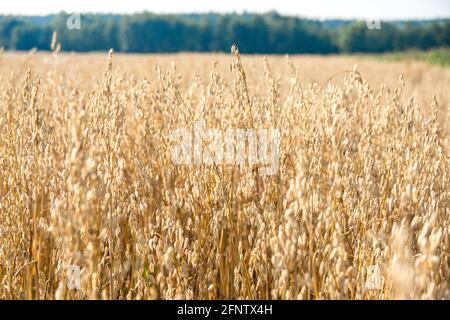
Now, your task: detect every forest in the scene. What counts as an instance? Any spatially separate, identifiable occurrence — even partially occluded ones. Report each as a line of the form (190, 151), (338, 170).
(0, 12), (449, 53)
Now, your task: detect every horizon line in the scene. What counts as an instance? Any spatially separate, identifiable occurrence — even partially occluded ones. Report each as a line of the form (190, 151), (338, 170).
(1, 10), (449, 21)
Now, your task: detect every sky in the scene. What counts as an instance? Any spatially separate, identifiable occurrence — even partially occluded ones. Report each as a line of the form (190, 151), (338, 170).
(0, 0), (449, 20)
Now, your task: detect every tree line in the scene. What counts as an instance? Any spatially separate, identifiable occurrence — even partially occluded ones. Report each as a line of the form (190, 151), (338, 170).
(0, 12), (449, 54)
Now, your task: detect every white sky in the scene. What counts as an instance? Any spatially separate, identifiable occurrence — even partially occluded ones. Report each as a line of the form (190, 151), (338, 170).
(0, 0), (449, 20)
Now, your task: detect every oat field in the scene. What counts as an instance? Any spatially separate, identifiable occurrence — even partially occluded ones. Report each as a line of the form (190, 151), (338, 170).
(0, 44), (449, 300)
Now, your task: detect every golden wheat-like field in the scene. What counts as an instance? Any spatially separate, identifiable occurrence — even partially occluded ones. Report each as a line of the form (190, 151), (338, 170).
(0, 44), (449, 300)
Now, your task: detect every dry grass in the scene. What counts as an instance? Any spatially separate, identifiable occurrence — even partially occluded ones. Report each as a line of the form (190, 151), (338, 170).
(0, 45), (449, 300)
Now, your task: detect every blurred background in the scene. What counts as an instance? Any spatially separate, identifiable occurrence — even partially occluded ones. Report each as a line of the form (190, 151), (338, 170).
(0, 0), (449, 58)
